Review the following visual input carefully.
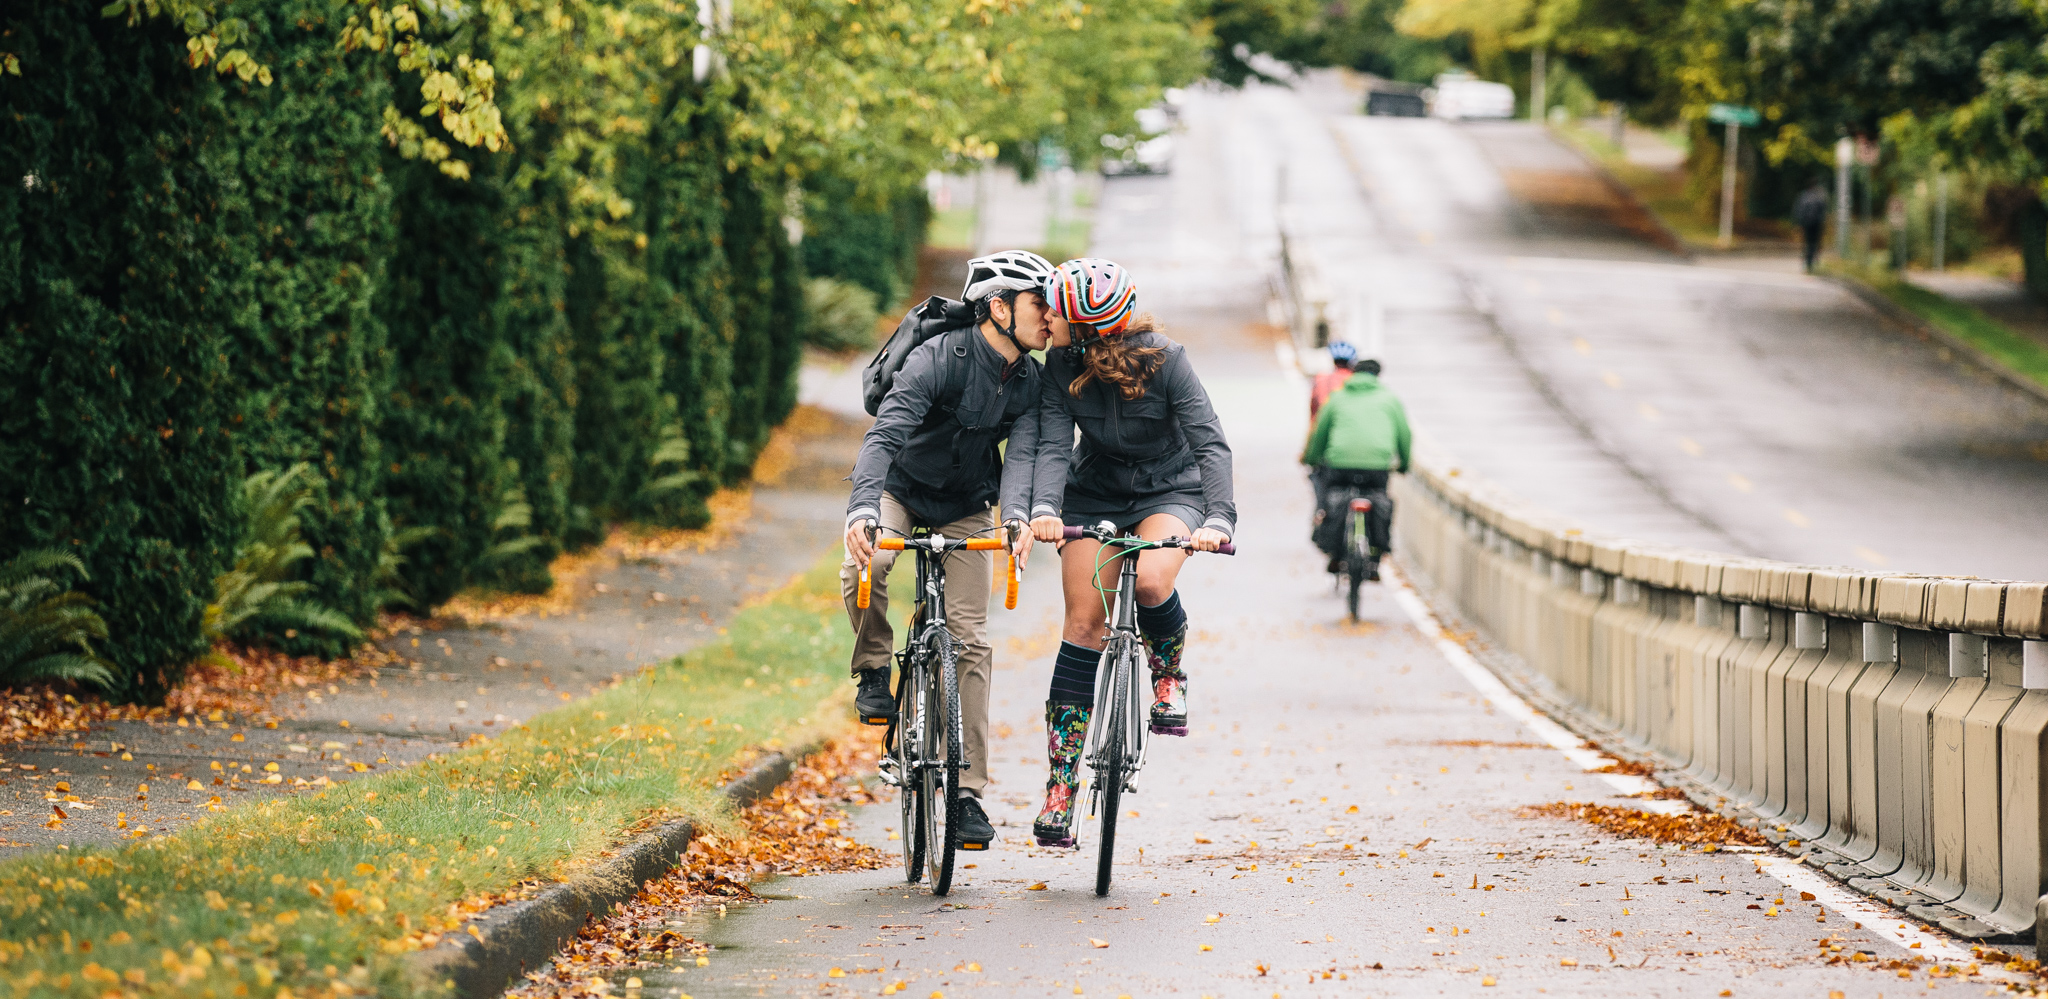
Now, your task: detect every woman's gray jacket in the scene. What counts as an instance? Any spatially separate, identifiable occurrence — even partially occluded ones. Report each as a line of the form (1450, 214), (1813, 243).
(1032, 331), (1236, 536)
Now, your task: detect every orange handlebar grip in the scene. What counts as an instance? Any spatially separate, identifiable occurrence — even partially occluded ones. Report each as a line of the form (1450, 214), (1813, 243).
(856, 564), (872, 609)
(1005, 552), (1019, 610)
(877, 538), (906, 550)
(963, 538), (1004, 550)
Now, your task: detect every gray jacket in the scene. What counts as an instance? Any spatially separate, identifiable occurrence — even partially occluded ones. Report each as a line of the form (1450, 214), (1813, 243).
(1033, 331), (1236, 536)
(847, 327), (1041, 529)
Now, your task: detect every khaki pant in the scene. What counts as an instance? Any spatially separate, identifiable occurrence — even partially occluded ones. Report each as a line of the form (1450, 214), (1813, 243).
(841, 492), (995, 794)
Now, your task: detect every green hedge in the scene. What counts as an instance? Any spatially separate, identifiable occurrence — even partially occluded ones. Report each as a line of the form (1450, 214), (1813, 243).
(0, 1), (244, 701)
(0, 0), (810, 696)
(802, 173), (932, 309)
(212, 0), (396, 652)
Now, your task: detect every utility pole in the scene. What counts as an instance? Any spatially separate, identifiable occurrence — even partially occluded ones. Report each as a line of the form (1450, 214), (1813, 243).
(1834, 138), (1853, 262)
(1530, 49), (1546, 123)
(1718, 120), (1739, 248)
(1933, 170), (1948, 272)
(1611, 101), (1626, 149)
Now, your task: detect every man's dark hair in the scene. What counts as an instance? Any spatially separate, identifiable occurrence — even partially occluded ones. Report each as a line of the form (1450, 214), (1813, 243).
(1359, 359), (1383, 376)
(1333, 356), (1353, 370)
(973, 288), (1043, 325)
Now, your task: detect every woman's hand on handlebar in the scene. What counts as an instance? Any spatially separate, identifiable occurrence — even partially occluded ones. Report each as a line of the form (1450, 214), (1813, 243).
(845, 518), (877, 568)
(1029, 515), (1066, 544)
(1004, 520), (1035, 571)
(1190, 527), (1231, 553)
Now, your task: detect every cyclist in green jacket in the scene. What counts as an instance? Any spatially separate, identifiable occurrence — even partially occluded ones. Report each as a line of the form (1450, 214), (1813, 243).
(1301, 359), (1410, 575)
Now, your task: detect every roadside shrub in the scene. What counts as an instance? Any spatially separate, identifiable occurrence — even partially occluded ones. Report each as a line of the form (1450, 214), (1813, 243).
(803, 278), (883, 353)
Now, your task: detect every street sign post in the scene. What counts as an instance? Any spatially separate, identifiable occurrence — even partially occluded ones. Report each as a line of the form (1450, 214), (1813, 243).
(1708, 103), (1761, 127)
(1708, 105), (1758, 247)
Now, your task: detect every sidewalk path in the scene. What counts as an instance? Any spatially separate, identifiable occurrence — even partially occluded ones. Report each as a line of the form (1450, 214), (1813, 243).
(0, 410), (865, 854)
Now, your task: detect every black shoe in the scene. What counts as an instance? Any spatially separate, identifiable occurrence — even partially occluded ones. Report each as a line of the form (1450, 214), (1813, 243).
(855, 669), (895, 726)
(1365, 555), (1381, 581)
(1325, 554), (1343, 574)
(953, 794), (994, 850)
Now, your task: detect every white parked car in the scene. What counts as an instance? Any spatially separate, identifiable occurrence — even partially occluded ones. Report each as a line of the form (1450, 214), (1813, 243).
(1430, 73), (1515, 120)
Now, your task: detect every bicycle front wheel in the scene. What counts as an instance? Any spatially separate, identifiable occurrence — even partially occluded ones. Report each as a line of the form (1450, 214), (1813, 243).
(1093, 639), (1137, 897)
(898, 658), (927, 883)
(930, 638), (963, 896)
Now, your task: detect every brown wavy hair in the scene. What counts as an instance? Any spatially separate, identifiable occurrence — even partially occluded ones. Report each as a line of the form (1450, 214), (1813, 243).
(1068, 314), (1166, 400)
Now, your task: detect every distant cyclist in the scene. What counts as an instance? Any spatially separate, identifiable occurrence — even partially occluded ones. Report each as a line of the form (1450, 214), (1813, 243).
(1302, 358), (1410, 577)
(1309, 341), (1357, 420)
(843, 249), (1057, 851)
(1027, 257), (1235, 848)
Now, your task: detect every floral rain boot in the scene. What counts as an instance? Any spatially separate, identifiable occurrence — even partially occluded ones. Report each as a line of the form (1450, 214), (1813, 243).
(1145, 624), (1189, 736)
(1033, 702), (1091, 848)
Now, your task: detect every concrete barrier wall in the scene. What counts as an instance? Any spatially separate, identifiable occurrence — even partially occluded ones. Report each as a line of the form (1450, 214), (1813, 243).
(1391, 463), (2048, 941)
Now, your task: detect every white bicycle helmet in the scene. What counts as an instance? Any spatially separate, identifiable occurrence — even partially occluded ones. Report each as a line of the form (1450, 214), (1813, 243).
(962, 250), (1057, 303)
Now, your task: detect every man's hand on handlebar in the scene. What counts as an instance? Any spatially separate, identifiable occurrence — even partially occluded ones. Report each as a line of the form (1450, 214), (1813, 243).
(1189, 527), (1231, 553)
(845, 518), (877, 568)
(1004, 519), (1035, 571)
(1029, 515), (1066, 544)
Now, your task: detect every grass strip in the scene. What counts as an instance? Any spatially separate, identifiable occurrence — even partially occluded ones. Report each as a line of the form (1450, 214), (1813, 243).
(0, 547), (876, 999)
(1871, 279), (2048, 393)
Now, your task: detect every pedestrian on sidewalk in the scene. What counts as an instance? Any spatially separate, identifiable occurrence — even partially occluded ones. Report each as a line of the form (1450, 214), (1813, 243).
(843, 249), (1057, 851)
(1793, 178), (1830, 273)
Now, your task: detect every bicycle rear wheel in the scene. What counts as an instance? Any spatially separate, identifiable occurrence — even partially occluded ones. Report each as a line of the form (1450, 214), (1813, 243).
(930, 639), (964, 895)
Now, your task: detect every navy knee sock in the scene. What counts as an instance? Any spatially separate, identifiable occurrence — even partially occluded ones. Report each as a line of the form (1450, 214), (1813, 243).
(1049, 640), (1100, 705)
(1136, 590), (1186, 639)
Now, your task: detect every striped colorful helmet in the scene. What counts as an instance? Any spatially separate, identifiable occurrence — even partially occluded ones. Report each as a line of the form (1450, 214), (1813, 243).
(1046, 257), (1137, 336)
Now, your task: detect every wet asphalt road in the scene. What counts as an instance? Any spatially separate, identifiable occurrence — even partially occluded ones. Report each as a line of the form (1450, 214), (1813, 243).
(618, 81), (2007, 996)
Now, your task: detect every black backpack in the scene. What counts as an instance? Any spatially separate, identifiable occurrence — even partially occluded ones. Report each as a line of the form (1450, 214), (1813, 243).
(863, 296), (978, 416)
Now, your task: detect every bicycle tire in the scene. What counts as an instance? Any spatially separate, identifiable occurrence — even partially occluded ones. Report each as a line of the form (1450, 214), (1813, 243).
(931, 637), (963, 895)
(1346, 564), (1364, 620)
(900, 655), (927, 883)
(1094, 638), (1135, 897)
(1095, 727), (1124, 897)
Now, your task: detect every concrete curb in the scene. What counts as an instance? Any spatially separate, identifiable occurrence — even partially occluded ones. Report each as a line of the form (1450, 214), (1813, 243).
(1822, 274), (2048, 410)
(408, 743), (819, 999)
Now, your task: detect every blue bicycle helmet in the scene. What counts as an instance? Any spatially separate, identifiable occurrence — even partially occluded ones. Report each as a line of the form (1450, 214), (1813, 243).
(1328, 341), (1358, 364)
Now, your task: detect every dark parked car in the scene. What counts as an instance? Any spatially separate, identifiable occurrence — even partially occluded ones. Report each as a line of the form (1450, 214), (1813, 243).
(1366, 88), (1427, 117)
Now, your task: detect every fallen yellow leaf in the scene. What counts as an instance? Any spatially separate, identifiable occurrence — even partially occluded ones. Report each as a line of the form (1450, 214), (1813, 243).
(264, 762), (279, 772)
(624, 978), (642, 989)
(1346, 805), (1359, 814)
(186, 780), (204, 791)
(1481, 976), (1497, 986)
(828, 968), (845, 978)
(1090, 938), (1108, 948)
(1200, 944), (1213, 952)
(1027, 882), (1047, 891)
(1204, 914), (1221, 924)
(1560, 958), (1577, 967)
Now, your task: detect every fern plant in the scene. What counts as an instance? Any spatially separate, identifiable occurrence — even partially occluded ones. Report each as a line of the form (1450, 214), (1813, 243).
(204, 464), (363, 644)
(0, 550), (116, 689)
(373, 525), (444, 610)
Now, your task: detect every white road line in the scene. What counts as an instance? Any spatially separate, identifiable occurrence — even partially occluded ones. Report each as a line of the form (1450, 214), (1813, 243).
(1381, 562), (2017, 972)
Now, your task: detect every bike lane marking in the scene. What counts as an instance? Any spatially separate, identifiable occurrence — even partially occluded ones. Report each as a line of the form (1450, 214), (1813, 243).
(1380, 561), (2007, 976)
